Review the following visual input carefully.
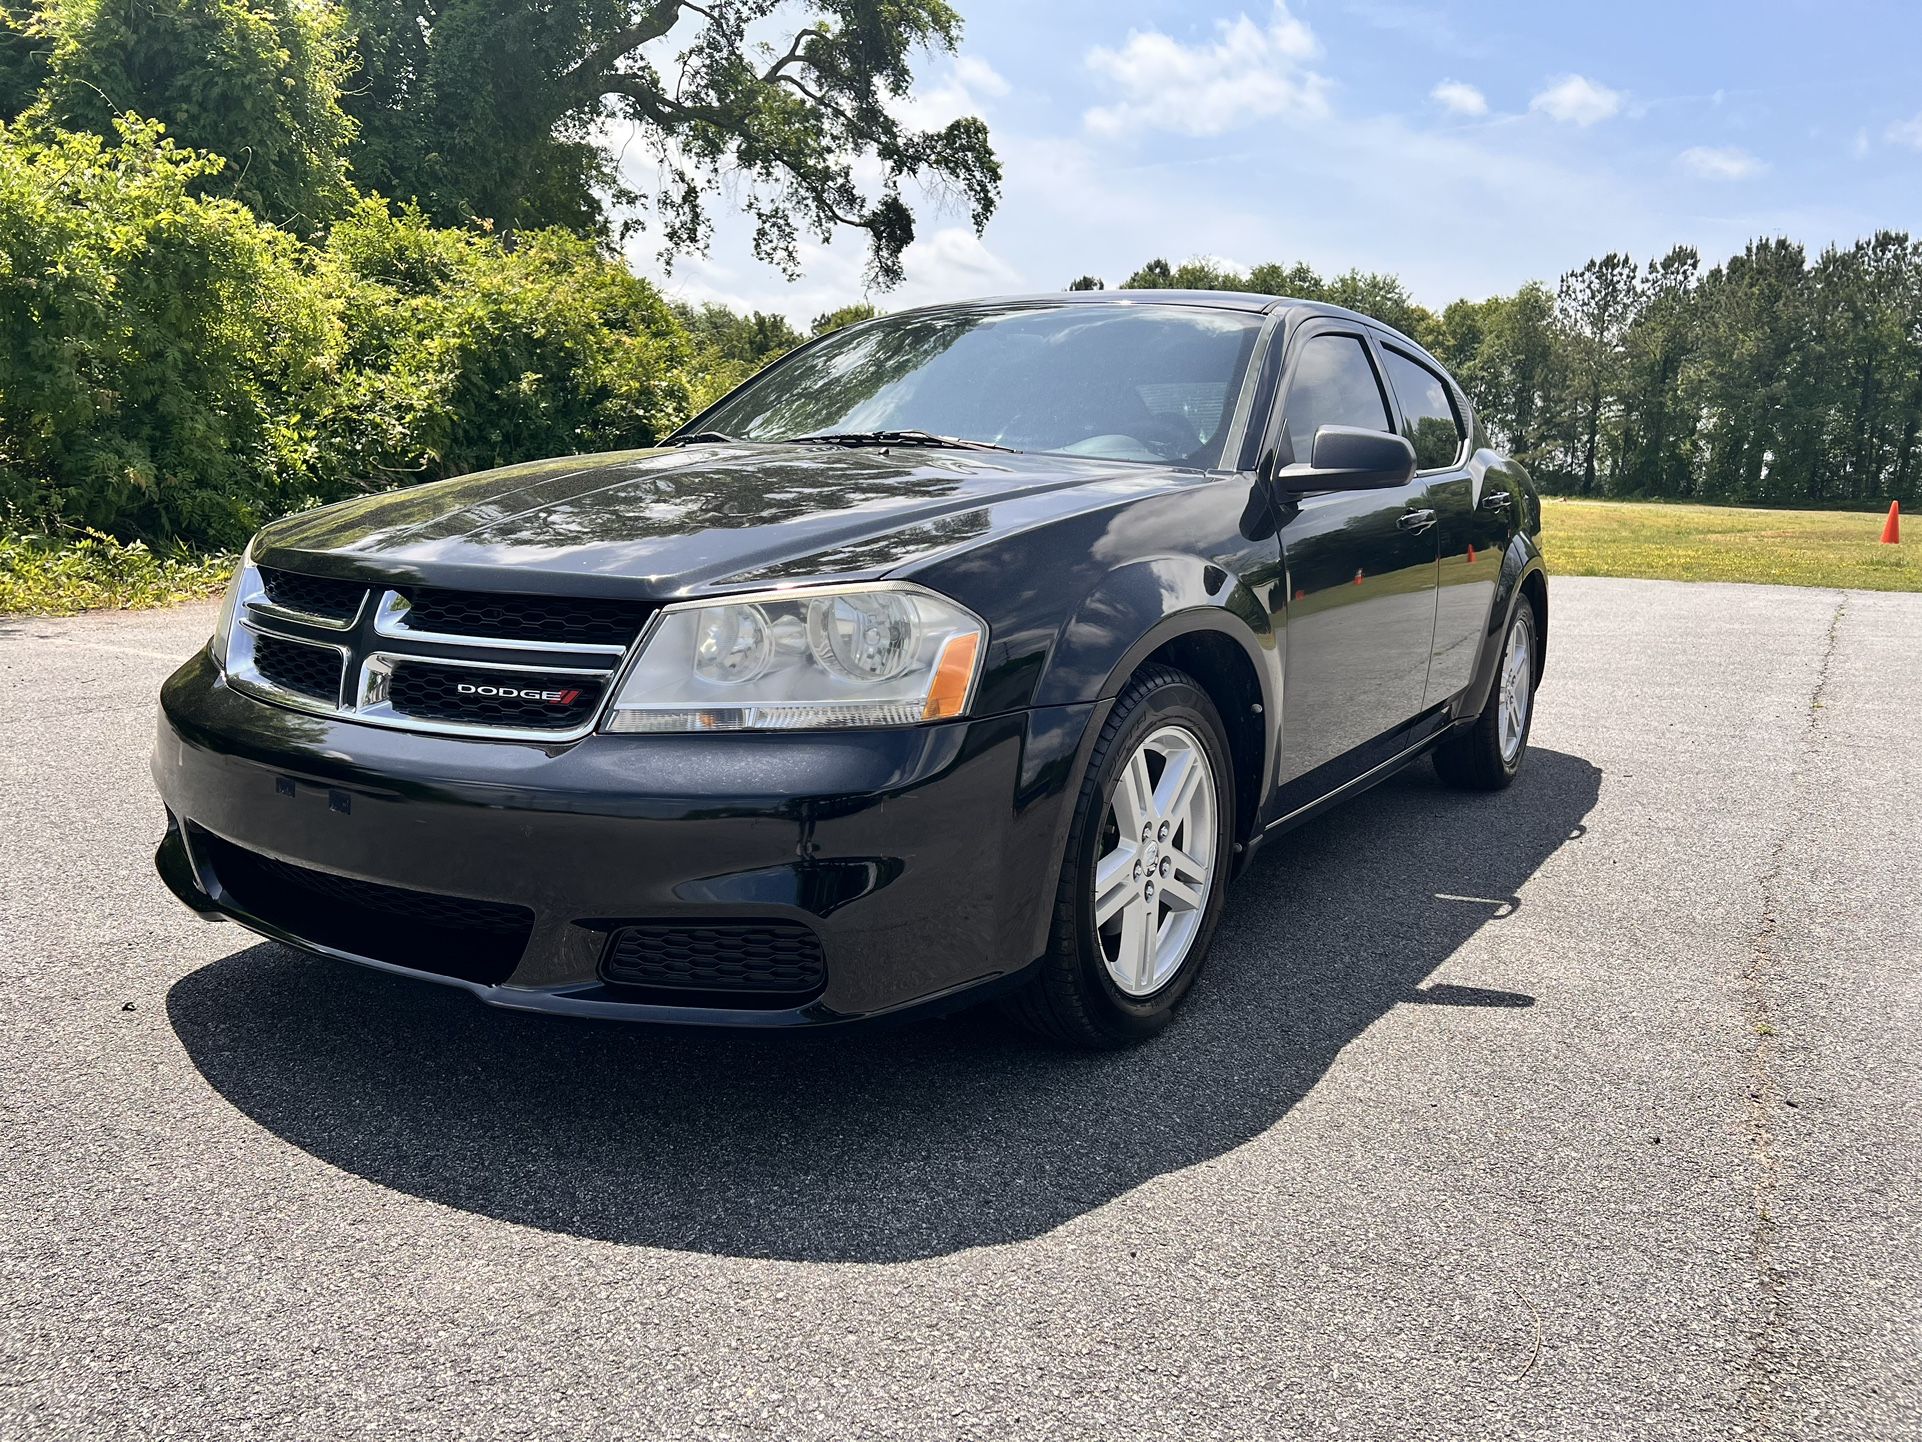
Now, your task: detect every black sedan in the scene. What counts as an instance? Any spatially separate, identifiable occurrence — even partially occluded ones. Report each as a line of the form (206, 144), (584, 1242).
(152, 292), (1547, 1046)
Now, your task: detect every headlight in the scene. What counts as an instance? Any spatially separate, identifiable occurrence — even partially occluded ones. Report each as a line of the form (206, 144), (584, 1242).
(602, 584), (986, 732)
(208, 540), (262, 670)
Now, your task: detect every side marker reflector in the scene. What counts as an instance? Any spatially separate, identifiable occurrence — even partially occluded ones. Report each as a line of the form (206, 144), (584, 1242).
(922, 632), (981, 721)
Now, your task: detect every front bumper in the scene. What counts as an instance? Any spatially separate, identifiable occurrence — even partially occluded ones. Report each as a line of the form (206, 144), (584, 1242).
(153, 651), (1097, 1025)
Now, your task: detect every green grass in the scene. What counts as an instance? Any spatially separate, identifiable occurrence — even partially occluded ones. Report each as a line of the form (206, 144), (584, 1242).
(1542, 498), (1917, 591)
(0, 532), (234, 616)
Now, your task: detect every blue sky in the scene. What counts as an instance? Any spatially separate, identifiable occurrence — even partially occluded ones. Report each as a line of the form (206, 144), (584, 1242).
(620, 0), (1922, 322)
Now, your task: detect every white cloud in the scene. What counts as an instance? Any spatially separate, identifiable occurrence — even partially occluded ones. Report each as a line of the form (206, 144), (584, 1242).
(898, 226), (1025, 293)
(896, 56), (1009, 131)
(1083, 3), (1329, 139)
(1676, 145), (1765, 180)
(952, 55), (1010, 99)
(1853, 127), (1872, 158)
(1886, 112), (1922, 150)
(1431, 80), (1488, 117)
(626, 223), (1023, 325)
(1529, 75), (1624, 127)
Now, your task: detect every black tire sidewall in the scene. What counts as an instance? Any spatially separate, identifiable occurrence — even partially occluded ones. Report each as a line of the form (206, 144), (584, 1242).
(1067, 677), (1235, 1037)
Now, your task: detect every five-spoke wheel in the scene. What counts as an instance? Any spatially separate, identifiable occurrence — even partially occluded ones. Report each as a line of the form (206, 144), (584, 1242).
(1092, 725), (1219, 996)
(1005, 665), (1234, 1046)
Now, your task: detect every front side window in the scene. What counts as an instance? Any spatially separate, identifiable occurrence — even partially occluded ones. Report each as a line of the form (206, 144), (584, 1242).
(1382, 349), (1466, 470)
(699, 304), (1265, 467)
(1278, 334), (1392, 465)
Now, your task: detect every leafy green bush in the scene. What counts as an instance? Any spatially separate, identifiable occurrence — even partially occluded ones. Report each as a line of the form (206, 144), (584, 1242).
(0, 4), (43, 120)
(0, 116), (332, 549)
(0, 527), (232, 613)
(313, 201), (695, 484)
(0, 120), (699, 561)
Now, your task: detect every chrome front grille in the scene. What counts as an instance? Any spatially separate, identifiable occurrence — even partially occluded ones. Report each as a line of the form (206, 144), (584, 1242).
(228, 566), (653, 741)
(395, 587), (651, 649)
(372, 655), (610, 731)
(250, 631), (346, 704)
(257, 567), (366, 626)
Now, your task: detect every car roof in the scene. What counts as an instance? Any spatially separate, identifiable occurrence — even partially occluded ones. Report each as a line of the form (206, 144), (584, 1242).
(884, 291), (1428, 354)
(913, 289), (1281, 315)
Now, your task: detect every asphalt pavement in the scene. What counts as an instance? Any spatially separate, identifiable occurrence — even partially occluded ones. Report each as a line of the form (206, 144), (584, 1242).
(1, 577), (1916, 1440)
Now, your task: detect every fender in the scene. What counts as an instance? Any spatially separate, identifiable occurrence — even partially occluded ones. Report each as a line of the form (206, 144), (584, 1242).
(1029, 555), (1280, 715)
(1454, 533), (1547, 724)
(1007, 556), (1282, 964)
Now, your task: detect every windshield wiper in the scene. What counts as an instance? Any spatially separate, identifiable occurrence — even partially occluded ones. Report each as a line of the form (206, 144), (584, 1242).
(784, 429), (1018, 453)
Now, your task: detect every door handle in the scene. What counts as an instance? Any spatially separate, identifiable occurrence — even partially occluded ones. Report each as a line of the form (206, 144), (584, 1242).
(1481, 490), (1511, 512)
(1397, 508), (1437, 533)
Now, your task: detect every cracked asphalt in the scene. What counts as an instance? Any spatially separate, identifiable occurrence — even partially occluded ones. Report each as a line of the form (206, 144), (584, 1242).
(1, 576), (1917, 1440)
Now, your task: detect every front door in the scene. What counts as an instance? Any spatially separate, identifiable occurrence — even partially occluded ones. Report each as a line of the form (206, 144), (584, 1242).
(1270, 328), (1440, 786)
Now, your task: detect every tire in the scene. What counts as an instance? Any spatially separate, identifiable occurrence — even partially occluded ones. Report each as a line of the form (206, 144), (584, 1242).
(1004, 664), (1236, 1048)
(1434, 596), (1539, 791)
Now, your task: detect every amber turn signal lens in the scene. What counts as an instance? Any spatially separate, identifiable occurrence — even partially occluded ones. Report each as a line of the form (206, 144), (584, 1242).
(921, 631), (981, 721)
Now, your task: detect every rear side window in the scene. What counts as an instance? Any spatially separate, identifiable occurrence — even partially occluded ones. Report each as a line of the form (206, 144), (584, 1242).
(1278, 334), (1392, 465)
(1382, 349), (1465, 470)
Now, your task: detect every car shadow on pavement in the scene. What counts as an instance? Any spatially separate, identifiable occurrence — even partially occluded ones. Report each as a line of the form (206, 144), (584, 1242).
(168, 747), (1601, 1263)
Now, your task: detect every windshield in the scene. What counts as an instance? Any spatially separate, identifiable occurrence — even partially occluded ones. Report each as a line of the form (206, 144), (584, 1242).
(697, 303), (1265, 467)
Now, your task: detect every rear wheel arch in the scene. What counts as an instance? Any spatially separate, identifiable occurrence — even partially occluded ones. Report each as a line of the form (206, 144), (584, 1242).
(1457, 545), (1546, 719)
(1518, 566), (1548, 682)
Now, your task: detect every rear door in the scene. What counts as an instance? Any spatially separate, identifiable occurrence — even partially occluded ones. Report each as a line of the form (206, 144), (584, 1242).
(1272, 325), (1441, 787)
(1376, 345), (1504, 707)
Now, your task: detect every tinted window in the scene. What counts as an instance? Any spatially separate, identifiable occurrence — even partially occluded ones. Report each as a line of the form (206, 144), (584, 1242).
(1278, 334), (1391, 464)
(701, 304), (1264, 467)
(1382, 349), (1465, 470)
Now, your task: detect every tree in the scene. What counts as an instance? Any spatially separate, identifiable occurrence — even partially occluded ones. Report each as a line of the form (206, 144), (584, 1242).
(1484, 282), (1560, 464)
(337, 0), (1001, 288)
(1066, 275), (1104, 291)
(812, 301), (879, 335)
(1117, 255), (1438, 341)
(1802, 233), (1922, 503)
(1319, 269), (1438, 348)
(1433, 285), (1560, 464)
(28, 0), (355, 227)
(1616, 246), (1700, 496)
(1123, 258), (1175, 288)
(1688, 239), (1809, 501)
(1556, 253), (1637, 494)
(1245, 260), (1324, 299)
(675, 302), (805, 366)
(1122, 256), (1249, 291)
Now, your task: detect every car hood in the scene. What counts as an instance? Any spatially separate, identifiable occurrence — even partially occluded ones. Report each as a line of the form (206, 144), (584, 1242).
(255, 443), (1176, 597)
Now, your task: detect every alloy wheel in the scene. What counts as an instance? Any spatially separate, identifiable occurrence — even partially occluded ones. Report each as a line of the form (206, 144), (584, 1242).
(1498, 611), (1534, 763)
(1092, 724), (1220, 996)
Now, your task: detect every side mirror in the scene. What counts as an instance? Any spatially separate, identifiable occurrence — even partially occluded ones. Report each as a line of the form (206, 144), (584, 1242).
(1277, 426), (1417, 492)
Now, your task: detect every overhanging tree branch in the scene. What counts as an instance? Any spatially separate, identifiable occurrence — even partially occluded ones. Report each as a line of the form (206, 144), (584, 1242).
(344, 0), (1001, 289)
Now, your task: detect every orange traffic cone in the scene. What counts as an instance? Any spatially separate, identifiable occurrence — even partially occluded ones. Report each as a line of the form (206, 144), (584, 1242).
(1882, 501), (1901, 544)
(1466, 544), (1477, 564)
(1353, 568), (1365, 586)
